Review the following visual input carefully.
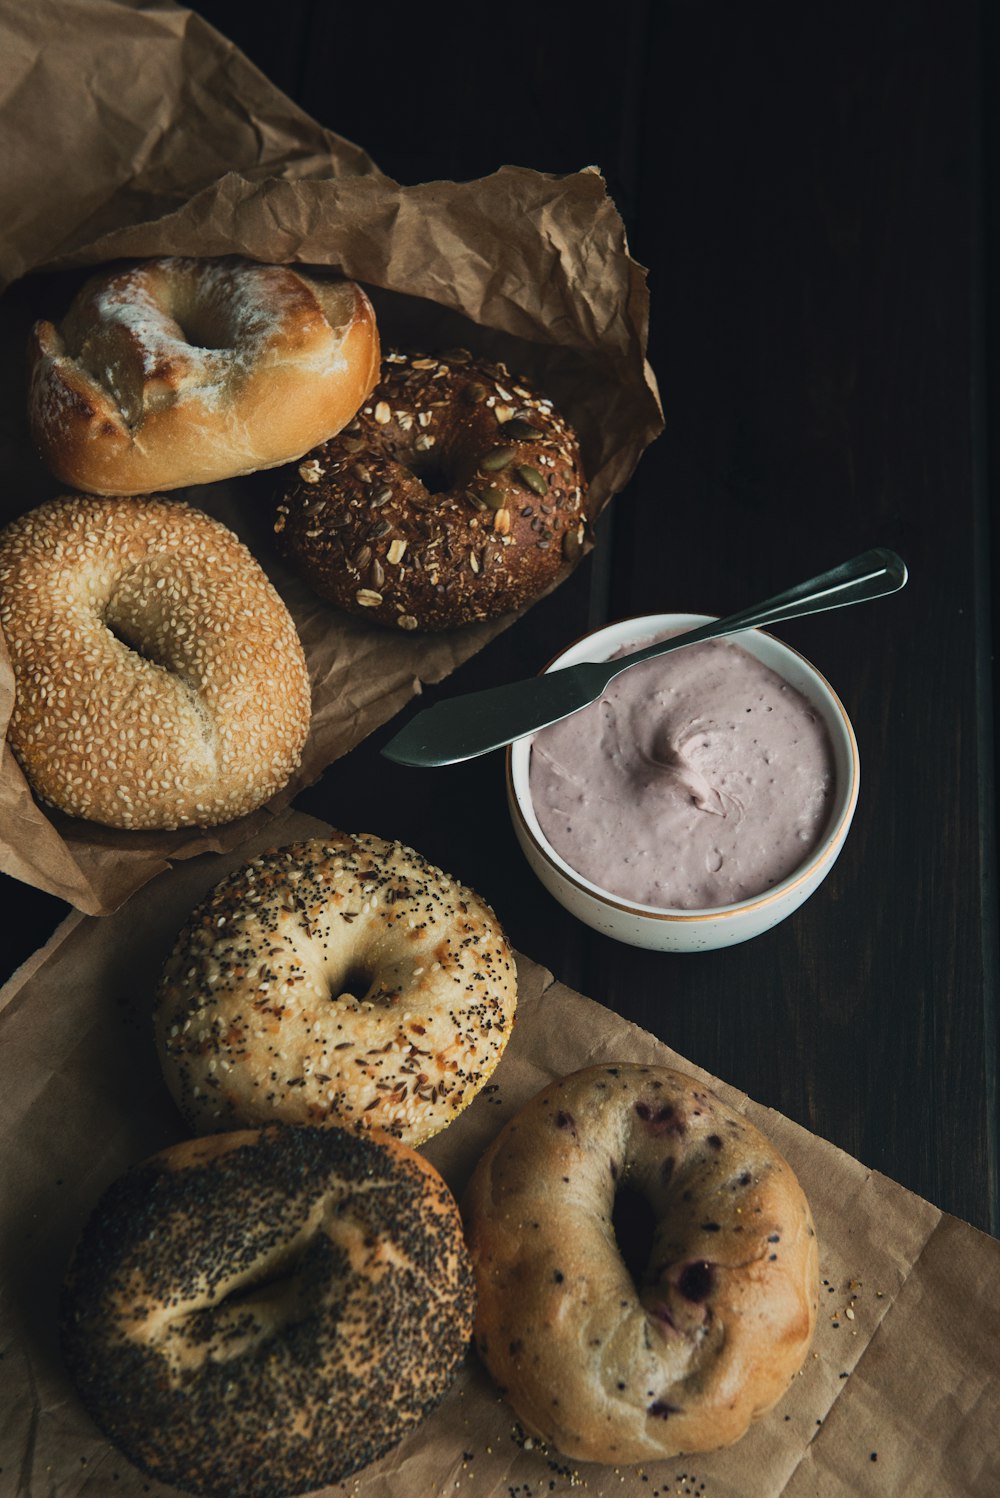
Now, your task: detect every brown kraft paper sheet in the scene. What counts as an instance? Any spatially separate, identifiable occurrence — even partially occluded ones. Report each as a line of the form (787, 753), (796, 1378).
(0, 808), (997, 1498)
(0, 0), (663, 915)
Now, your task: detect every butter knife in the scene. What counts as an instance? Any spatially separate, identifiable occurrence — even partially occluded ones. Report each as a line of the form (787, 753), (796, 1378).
(380, 547), (907, 767)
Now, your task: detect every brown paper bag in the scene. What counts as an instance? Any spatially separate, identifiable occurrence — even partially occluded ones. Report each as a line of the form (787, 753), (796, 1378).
(0, 0), (663, 915)
(1, 807), (997, 1497)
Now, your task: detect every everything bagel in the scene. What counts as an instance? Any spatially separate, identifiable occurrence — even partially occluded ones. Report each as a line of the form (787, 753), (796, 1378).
(156, 833), (517, 1143)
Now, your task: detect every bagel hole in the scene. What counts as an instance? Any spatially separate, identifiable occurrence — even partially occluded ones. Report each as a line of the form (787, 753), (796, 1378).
(222, 1259), (299, 1311)
(170, 296), (236, 352)
(104, 616), (165, 668)
(331, 962), (376, 1003)
(407, 453), (452, 494)
(612, 1182), (658, 1292)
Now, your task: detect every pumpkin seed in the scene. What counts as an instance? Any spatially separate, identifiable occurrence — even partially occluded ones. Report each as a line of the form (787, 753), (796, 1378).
(515, 465), (547, 497)
(480, 445), (516, 473)
(504, 418), (543, 441)
(562, 526), (585, 563)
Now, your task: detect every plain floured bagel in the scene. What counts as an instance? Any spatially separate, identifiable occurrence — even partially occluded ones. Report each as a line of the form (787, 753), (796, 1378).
(0, 494), (311, 829)
(28, 257), (380, 494)
(60, 1124), (476, 1498)
(462, 1063), (819, 1464)
(155, 832), (517, 1143)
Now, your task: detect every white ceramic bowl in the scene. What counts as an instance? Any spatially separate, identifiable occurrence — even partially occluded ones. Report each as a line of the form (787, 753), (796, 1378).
(506, 613), (860, 952)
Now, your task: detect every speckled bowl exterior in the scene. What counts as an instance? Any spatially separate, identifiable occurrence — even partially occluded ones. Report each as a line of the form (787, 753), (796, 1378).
(507, 613), (859, 953)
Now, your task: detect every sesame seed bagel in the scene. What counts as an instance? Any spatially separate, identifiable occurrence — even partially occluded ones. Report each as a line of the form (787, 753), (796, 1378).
(463, 1063), (819, 1464)
(273, 348), (588, 631)
(28, 257), (380, 495)
(60, 1124), (476, 1498)
(155, 833), (517, 1143)
(0, 494), (311, 829)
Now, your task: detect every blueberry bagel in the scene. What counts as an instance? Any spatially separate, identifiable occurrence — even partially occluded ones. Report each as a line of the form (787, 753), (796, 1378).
(60, 1125), (475, 1498)
(273, 348), (588, 630)
(156, 833), (517, 1144)
(462, 1063), (818, 1463)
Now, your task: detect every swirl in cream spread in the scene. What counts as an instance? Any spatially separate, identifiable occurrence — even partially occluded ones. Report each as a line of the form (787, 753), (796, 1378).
(528, 635), (836, 910)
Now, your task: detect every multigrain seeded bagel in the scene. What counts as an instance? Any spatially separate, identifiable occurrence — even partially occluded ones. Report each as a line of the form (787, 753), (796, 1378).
(462, 1063), (819, 1463)
(156, 833), (517, 1143)
(273, 348), (588, 631)
(28, 257), (380, 494)
(60, 1125), (475, 1498)
(0, 494), (311, 829)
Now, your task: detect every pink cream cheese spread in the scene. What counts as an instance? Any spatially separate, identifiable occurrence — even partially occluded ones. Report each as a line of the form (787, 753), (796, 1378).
(528, 635), (836, 910)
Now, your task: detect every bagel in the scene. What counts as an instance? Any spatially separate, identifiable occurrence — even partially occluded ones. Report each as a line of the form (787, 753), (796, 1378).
(156, 832), (517, 1143)
(60, 1124), (475, 1498)
(28, 257), (380, 494)
(273, 348), (588, 631)
(462, 1063), (819, 1463)
(0, 494), (311, 829)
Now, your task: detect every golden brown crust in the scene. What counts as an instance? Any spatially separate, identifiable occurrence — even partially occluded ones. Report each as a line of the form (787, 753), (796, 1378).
(60, 1124), (476, 1498)
(0, 494), (311, 829)
(156, 833), (517, 1144)
(462, 1064), (819, 1464)
(27, 258), (380, 494)
(273, 349), (588, 631)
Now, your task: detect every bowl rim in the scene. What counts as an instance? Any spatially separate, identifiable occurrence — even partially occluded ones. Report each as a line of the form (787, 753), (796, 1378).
(506, 611), (860, 924)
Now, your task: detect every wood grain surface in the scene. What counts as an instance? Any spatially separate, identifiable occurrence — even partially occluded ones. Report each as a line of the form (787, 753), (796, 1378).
(2, 0), (996, 1236)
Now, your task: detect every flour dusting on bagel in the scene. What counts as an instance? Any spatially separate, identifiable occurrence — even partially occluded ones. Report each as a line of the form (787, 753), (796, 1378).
(28, 256), (380, 494)
(156, 833), (517, 1144)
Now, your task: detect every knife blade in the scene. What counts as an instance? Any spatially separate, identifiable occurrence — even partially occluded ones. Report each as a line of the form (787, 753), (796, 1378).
(380, 546), (907, 768)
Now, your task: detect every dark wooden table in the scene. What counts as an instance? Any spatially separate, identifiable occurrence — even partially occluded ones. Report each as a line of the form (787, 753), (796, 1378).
(2, 0), (996, 1237)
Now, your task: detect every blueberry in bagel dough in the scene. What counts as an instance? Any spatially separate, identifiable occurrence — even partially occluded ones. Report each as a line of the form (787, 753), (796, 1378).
(462, 1063), (819, 1464)
(156, 832), (517, 1144)
(272, 348), (589, 631)
(60, 1125), (475, 1498)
